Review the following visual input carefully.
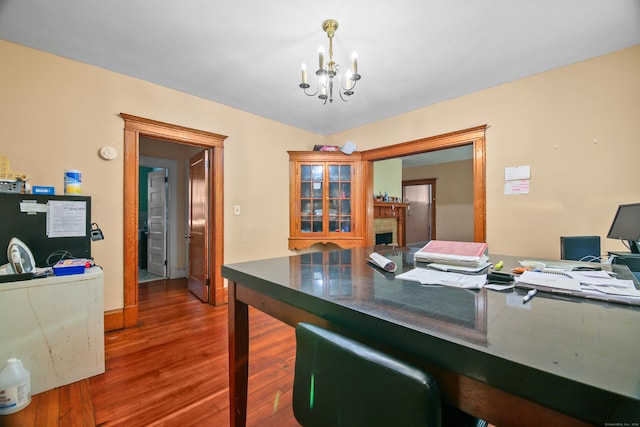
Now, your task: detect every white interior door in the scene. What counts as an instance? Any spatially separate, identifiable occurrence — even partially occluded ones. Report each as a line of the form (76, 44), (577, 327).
(147, 169), (167, 277)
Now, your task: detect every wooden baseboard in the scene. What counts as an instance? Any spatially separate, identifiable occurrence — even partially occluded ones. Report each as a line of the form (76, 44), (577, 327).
(213, 286), (228, 306)
(104, 309), (124, 332)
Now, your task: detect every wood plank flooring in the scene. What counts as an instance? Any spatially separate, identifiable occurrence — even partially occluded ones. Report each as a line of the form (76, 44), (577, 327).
(0, 278), (300, 426)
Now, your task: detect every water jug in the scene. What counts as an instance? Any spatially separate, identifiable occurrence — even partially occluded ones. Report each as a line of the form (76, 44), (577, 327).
(0, 358), (31, 415)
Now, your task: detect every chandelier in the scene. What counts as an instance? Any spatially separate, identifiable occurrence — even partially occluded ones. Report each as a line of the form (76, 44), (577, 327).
(299, 19), (361, 104)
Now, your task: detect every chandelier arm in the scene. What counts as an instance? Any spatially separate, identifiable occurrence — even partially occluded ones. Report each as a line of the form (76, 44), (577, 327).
(338, 89), (352, 102)
(301, 85), (319, 97)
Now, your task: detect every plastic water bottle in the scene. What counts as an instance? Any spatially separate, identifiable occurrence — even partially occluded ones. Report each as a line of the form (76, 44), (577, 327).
(0, 358), (31, 415)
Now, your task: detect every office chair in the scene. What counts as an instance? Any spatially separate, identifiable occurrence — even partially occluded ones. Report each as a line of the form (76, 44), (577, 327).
(560, 236), (601, 263)
(293, 322), (487, 427)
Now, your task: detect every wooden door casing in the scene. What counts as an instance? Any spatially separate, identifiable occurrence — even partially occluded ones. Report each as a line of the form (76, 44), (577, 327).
(116, 113), (227, 332)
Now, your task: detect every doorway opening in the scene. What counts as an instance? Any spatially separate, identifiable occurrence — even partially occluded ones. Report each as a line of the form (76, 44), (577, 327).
(361, 125), (487, 246)
(402, 178), (436, 248)
(138, 143), (202, 289)
(115, 114), (227, 331)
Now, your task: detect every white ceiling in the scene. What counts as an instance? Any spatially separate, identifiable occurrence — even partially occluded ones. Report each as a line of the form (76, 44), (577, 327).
(1, 1), (639, 136)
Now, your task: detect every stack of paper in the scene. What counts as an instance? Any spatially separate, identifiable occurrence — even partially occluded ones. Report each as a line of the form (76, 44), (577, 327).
(413, 240), (489, 268)
(515, 269), (640, 298)
(395, 268), (486, 289)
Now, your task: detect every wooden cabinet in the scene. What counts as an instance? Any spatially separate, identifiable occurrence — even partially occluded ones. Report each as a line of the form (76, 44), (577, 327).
(288, 151), (364, 250)
(0, 268), (105, 394)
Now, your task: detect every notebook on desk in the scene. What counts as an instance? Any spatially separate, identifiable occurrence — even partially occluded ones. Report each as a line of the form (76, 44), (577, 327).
(515, 271), (581, 291)
(515, 264), (640, 306)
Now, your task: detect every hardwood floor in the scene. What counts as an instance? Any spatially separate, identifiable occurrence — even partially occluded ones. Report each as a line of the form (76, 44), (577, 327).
(0, 278), (300, 426)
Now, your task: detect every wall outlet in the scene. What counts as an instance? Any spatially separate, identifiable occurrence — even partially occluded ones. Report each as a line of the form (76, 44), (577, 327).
(234, 205), (241, 216)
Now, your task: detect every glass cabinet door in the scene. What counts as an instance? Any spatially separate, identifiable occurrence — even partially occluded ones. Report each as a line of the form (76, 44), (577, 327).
(299, 162), (352, 235)
(300, 164), (324, 233)
(327, 164), (351, 233)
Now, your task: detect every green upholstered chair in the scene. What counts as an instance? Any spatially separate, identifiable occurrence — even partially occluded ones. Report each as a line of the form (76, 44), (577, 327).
(293, 322), (442, 427)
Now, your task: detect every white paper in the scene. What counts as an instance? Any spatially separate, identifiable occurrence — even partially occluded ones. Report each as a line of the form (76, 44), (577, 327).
(485, 283), (515, 291)
(427, 261), (492, 273)
(368, 252), (397, 272)
(20, 201), (48, 213)
(396, 268), (486, 289)
(505, 165), (530, 180)
(47, 200), (87, 237)
(566, 271), (640, 296)
(504, 180), (529, 195)
(582, 284), (640, 297)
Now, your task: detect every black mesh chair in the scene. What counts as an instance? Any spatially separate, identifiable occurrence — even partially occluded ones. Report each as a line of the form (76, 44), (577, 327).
(293, 322), (487, 427)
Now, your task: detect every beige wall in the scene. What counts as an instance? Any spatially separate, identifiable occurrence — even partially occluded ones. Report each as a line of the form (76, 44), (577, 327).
(0, 40), (322, 310)
(403, 159), (474, 241)
(373, 158), (402, 199)
(2, 39), (639, 311)
(329, 45), (640, 259)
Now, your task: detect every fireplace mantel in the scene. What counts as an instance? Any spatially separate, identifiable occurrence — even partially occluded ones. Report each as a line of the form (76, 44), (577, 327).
(373, 202), (409, 246)
(373, 201), (409, 218)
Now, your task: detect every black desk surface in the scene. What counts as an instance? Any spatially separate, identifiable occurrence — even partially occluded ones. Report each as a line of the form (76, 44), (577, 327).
(222, 246), (640, 425)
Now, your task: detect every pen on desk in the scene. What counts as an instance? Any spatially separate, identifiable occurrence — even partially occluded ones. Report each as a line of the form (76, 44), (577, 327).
(522, 289), (537, 303)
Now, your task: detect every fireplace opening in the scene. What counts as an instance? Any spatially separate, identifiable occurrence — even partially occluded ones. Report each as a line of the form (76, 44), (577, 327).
(375, 232), (393, 245)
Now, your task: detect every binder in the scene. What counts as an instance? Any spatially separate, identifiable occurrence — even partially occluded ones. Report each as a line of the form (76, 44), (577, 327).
(413, 240), (489, 267)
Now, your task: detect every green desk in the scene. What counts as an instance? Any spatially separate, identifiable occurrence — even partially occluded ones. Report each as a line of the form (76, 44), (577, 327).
(223, 247), (640, 427)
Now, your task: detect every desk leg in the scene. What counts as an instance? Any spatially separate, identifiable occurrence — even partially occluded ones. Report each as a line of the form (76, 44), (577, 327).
(228, 280), (249, 427)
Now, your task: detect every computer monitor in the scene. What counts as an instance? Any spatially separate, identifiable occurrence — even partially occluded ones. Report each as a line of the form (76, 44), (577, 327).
(607, 203), (640, 254)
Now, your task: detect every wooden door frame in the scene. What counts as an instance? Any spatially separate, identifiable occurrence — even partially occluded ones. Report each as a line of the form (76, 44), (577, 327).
(402, 178), (437, 241)
(361, 125), (486, 246)
(111, 114), (227, 330)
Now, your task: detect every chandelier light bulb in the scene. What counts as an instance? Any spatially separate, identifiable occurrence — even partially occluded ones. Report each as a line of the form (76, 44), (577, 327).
(318, 46), (324, 71)
(351, 52), (358, 75)
(345, 70), (353, 91)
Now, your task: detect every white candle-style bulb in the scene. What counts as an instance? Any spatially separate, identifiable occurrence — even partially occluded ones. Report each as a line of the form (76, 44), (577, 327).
(318, 46), (324, 70)
(301, 63), (307, 84)
(351, 52), (358, 75)
(345, 70), (353, 89)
